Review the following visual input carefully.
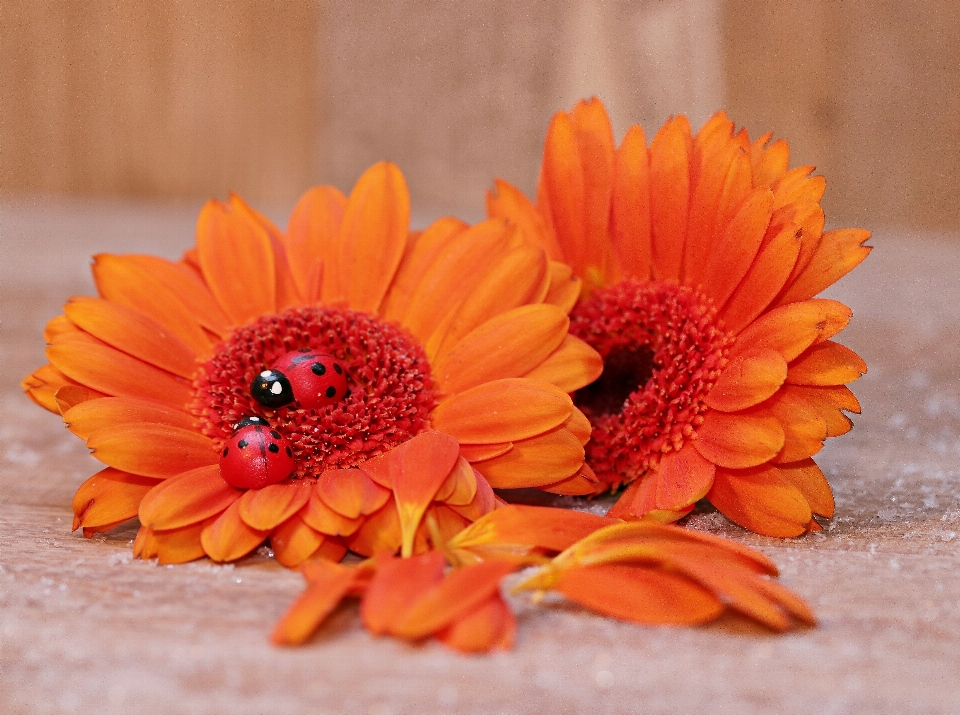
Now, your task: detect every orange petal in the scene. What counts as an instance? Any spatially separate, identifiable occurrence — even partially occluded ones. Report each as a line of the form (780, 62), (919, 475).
(47, 332), (194, 407)
(778, 228), (872, 304)
(433, 304), (568, 396)
(316, 468), (390, 519)
(606, 474), (694, 523)
(704, 348), (788, 412)
(787, 384), (859, 437)
(381, 216), (469, 321)
(361, 551), (446, 635)
(551, 563), (723, 625)
(344, 501), (401, 557)
(448, 504), (613, 556)
(86, 423), (217, 478)
(611, 124), (652, 281)
(285, 185), (348, 302)
(434, 457), (478, 506)
(487, 179), (563, 260)
(63, 396), (197, 441)
(201, 498), (269, 562)
(435, 592), (516, 653)
(428, 243), (550, 359)
(91, 254), (213, 357)
(693, 409), (785, 469)
(787, 340), (867, 386)
(656, 442), (716, 510)
(55, 384), (107, 414)
(771, 166), (825, 208)
(123, 255), (231, 337)
(138, 464), (241, 530)
(432, 378), (572, 444)
(338, 162), (410, 313)
(391, 431), (461, 557)
(72, 467), (160, 531)
(270, 513), (327, 568)
(391, 560), (518, 640)
(718, 221), (802, 334)
(135, 521), (208, 564)
(271, 560), (357, 645)
(228, 193), (302, 310)
(540, 463), (602, 496)
(443, 473), (497, 523)
(700, 188), (774, 307)
(457, 442), (513, 462)
(543, 261), (582, 313)
(685, 141), (740, 282)
(729, 299), (852, 361)
(473, 426), (584, 489)
(22, 364), (88, 413)
(64, 296), (199, 378)
(708, 465), (812, 537)
(301, 489), (364, 536)
(665, 557), (791, 631)
(238, 481), (312, 531)
(521, 334), (603, 394)
(399, 219), (516, 340)
(196, 198), (276, 325)
(751, 135), (790, 187)
(777, 459), (834, 518)
(539, 111), (588, 278)
(772, 199), (825, 286)
(649, 115), (692, 281)
(767, 387), (828, 463)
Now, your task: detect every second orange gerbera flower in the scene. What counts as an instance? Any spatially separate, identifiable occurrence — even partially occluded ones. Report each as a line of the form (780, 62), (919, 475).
(488, 98), (870, 537)
(23, 162), (603, 565)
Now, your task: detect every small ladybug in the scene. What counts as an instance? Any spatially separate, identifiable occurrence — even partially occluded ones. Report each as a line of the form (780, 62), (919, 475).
(250, 349), (348, 411)
(219, 416), (295, 489)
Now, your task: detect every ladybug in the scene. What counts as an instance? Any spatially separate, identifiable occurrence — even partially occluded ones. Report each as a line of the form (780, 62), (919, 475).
(219, 416), (295, 489)
(251, 349), (348, 411)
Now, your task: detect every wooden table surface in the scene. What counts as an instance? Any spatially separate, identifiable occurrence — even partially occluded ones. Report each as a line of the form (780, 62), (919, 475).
(2, 199), (959, 714)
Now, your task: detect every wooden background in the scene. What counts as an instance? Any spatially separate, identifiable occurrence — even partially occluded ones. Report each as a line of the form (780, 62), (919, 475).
(3, 0), (959, 229)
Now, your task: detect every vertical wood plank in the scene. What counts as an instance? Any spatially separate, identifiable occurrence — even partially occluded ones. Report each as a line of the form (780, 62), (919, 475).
(1, 0), (320, 205)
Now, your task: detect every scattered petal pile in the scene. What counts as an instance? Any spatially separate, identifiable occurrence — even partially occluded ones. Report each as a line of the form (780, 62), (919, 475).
(488, 98), (870, 536)
(273, 505), (814, 652)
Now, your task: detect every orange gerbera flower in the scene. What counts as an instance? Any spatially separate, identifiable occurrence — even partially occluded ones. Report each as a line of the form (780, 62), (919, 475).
(23, 161), (603, 565)
(272, 505), (814, 652)
(488, 98), (870, 537)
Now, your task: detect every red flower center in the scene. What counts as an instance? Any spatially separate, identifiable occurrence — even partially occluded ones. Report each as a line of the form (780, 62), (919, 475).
(192, 306), (436, 478)
(570, 280), (732, 489)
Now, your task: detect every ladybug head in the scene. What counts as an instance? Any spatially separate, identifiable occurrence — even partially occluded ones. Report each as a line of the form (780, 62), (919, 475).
(233, 415), (270, 431)
(250, 369), (295, 408)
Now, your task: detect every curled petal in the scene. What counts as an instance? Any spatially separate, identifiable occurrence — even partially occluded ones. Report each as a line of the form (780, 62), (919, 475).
(708, 465), (812, 537)
(201, 499), (269, 562)
(72, 467), (161, 531)
(271, 560), (358, 646)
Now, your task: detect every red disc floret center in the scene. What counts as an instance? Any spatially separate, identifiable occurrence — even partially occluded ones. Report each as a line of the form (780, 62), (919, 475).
(570, 280), (731, 490)
(192, 306), (436, 478)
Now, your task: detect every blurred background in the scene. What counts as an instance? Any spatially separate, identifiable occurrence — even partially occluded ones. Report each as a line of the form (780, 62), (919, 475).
(3, 0), (960, 230)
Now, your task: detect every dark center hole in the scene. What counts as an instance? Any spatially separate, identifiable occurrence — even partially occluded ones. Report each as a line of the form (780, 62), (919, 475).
(575, 345), (656, 416)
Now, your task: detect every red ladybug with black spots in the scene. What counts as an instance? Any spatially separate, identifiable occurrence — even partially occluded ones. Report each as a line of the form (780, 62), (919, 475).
(250, 349), (348, 411)
(219, 416), (294, 489)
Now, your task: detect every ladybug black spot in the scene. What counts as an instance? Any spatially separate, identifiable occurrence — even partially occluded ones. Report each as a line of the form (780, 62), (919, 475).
(311, 362), (326, 376)
(326, 386), (337, 398)
(285, 446), (293, 457)
(237, 439), (249, 449)
(333, 363), (343, 375)
(298, 348), (311, 353)
(222, 447), (229, 457)
(270, 430), (281, 439)
(268, 443), (279, 453)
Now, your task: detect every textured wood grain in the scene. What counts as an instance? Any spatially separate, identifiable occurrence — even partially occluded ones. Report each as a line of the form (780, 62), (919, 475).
(3, 201), (960, 713)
